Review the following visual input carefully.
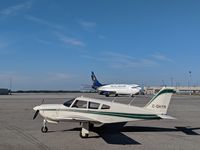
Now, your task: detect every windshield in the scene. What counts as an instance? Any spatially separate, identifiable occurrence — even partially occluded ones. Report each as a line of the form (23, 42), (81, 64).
(63, 98), (75, 107)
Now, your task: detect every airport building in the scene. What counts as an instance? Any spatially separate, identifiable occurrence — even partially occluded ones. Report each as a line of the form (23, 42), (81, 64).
(144, 86), (200, 95)
(0, 88), (10, 95)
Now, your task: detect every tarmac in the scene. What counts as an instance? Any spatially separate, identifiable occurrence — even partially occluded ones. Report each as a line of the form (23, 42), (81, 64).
(0, 93), (200, 150)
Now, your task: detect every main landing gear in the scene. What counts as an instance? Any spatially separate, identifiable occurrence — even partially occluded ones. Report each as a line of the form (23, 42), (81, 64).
(41, 119), (48, 133)
(79, 122), (93, 138)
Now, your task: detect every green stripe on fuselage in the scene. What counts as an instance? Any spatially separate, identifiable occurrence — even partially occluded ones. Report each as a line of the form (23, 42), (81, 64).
(85, 110), (160, 119)
(41, 109), (160, 120)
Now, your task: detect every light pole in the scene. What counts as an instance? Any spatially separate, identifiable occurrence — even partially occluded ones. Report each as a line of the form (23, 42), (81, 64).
(189, 71), (192, 87)
(162, 80), (165, 86)
(188, 71), (192, 95)
(9, 77), (12, 95)
(170, 77), (173, 87)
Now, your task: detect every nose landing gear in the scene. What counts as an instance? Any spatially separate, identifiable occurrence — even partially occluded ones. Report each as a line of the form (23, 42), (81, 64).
(41, 126), (48, 133)
(41, 119), (48, 133)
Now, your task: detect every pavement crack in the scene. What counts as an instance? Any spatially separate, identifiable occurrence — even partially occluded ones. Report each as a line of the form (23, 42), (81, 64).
(5, 124), (49, 150)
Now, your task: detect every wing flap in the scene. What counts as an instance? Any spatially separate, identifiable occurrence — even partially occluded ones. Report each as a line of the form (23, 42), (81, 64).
(158, 115), (176, 120)
(57, 115), (104, 124)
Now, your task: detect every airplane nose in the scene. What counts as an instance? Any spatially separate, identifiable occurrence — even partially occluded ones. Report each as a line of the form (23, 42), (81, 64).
(33, 106), (40, 111)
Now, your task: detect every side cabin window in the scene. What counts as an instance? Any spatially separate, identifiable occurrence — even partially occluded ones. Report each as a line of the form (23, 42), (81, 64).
(131, 86), (139, 89)
(88, 102), (100, 109)
(101, 104), (110, 109)
(72, 100), (87, 108)
(63, 98), (75, 107)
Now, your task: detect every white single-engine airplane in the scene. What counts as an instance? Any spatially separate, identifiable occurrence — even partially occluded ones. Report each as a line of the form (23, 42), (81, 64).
(33, 87), (176, 138)
(91, 71), (142, 97)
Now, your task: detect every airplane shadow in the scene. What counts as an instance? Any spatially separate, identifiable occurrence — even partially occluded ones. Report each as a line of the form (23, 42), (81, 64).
(121, 126), (200, 136)
(93, 125), (141, 145)
(48, 124), (200, 145)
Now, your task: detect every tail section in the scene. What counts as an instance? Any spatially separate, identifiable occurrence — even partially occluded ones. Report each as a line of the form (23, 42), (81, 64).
(144, 87), (176, 115)
(91, 71), (102, 89)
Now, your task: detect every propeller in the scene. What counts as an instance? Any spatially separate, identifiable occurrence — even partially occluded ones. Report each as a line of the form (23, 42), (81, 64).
(33, 99), (45, 120)
(33, 110), (39, 120)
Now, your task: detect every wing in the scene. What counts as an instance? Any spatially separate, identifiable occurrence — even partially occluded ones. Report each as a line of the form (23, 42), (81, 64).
(57, 115), (104, 124)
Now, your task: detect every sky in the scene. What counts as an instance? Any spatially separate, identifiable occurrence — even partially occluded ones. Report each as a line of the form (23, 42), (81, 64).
(0, 0), (200, 90)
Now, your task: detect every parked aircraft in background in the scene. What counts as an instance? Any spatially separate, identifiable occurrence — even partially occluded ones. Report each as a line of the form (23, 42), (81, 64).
(33, 87), (176, 138)
(91, 71), (142, 97)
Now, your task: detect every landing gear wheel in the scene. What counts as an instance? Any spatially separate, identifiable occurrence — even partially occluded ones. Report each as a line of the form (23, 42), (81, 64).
(41, 126), (48, 133)
(79, 131), (89, 138)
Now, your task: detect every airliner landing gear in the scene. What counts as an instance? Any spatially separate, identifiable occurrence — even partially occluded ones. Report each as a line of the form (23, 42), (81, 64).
(41, 119), (48, 133)
(80, 122), (89, 138)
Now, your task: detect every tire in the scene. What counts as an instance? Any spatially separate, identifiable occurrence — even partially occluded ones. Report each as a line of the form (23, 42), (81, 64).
(41, 126), (48, 133)
(105, 94), (109, 97)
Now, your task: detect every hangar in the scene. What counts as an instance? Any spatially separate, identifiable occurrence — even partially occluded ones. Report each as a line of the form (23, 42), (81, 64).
(144, 86), (200, 95)
(0, 88), (10, 95)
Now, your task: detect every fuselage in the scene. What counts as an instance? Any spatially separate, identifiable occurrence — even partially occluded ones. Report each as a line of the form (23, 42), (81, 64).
(34, 97), (160, 124)
(97, 84), (142, 95)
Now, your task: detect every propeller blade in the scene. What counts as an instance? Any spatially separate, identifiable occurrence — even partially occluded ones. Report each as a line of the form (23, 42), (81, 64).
(33, 110), (39, 120)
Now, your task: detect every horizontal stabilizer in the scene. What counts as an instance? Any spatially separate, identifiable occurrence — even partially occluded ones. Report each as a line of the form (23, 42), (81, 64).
(157, 115), (176, 120)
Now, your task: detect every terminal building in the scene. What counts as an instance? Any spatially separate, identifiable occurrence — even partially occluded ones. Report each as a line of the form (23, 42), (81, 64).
(0, 88), (10, 95)
(144, 86), (200, 95)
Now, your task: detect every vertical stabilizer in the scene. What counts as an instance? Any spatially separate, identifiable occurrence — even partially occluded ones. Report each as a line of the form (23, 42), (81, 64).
(91, 72), (102, 89)
(144, 87), (176, 114)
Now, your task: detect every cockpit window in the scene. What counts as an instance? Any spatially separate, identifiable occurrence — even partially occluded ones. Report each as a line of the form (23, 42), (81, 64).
(131, 86), (140, 89)
(88, 102), (100, 109)
(63, 98), (75, 107)
(72, 100), (87, 108)
(101, 104), (110, 109)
